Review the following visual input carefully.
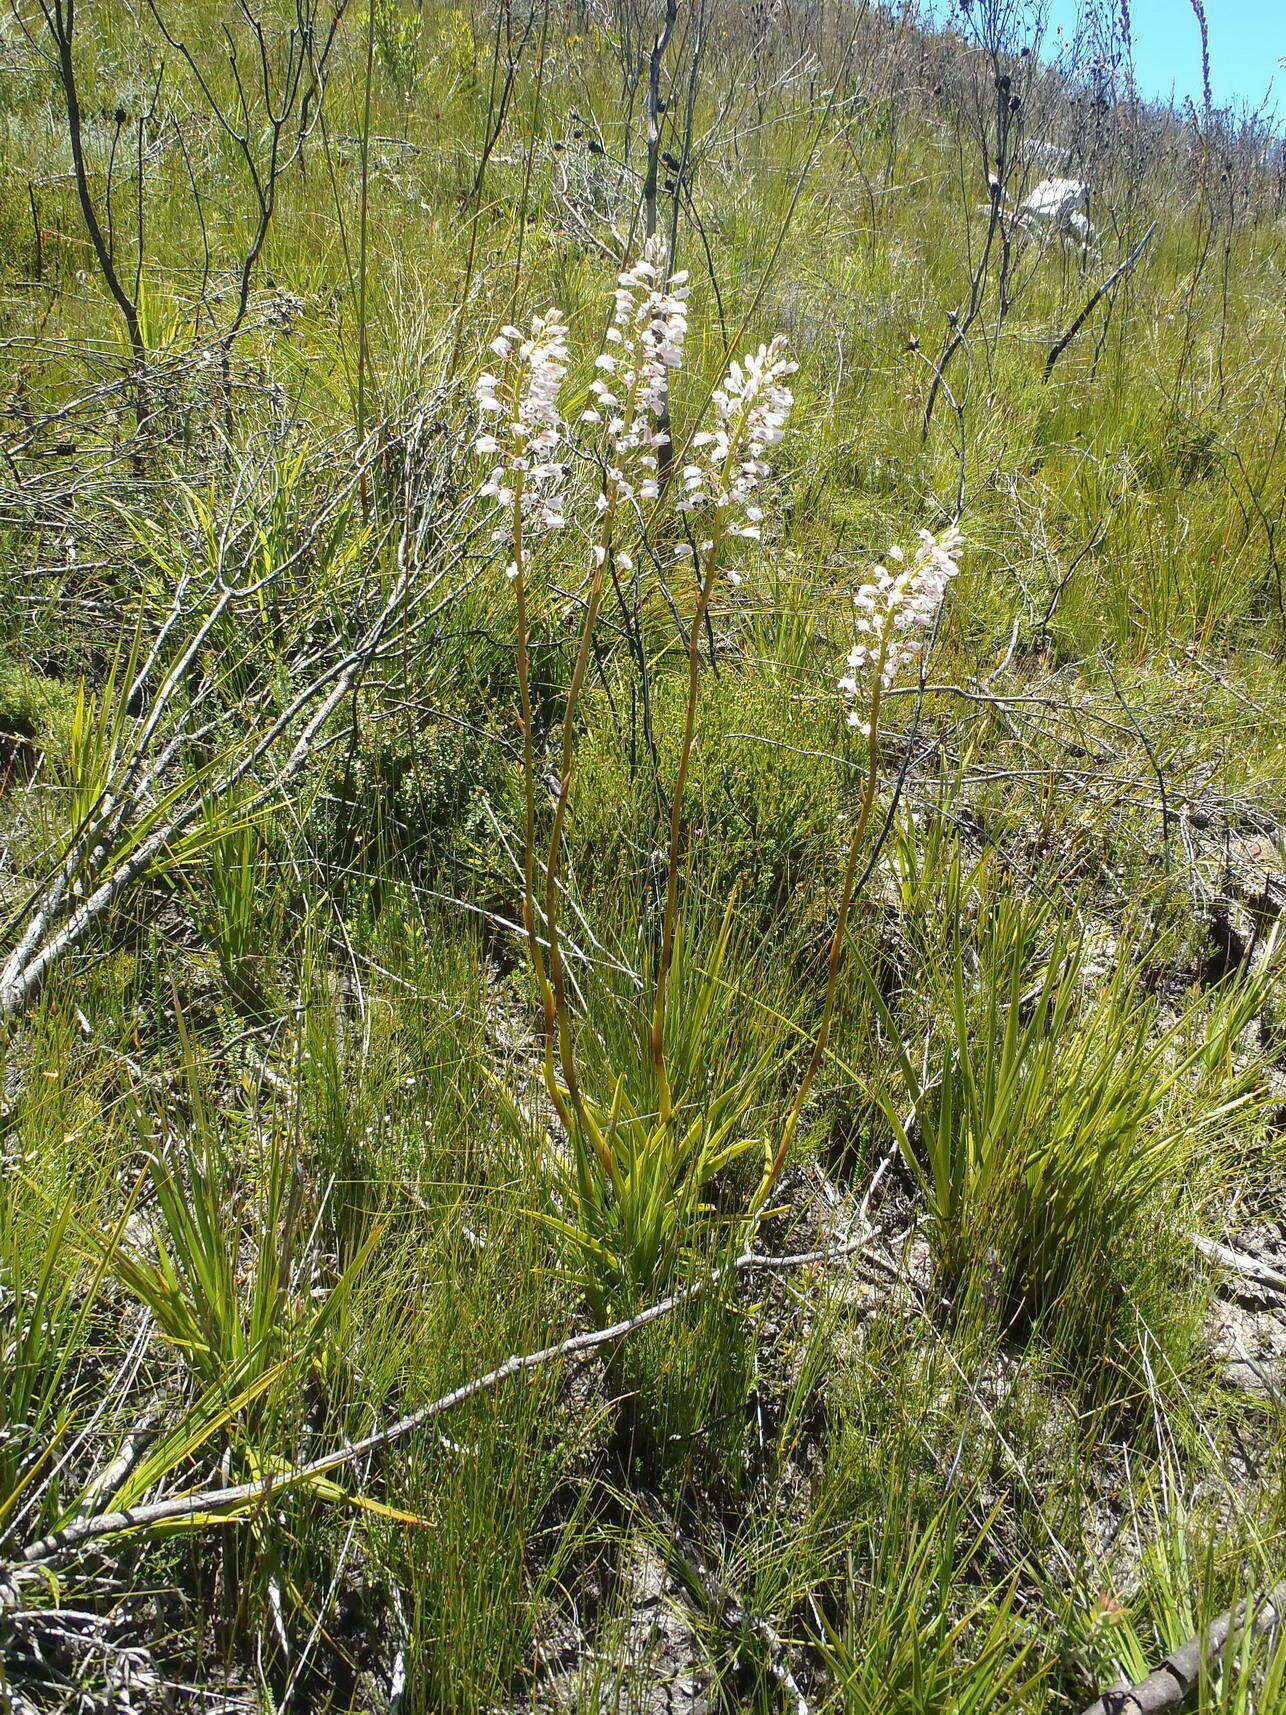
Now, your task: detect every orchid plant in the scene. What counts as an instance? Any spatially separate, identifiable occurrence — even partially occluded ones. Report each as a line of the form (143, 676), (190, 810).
(476, 240), (960, 1315)
(764, 525), (963, 1205)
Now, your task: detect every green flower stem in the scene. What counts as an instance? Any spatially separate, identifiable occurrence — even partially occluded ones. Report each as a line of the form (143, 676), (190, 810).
(651, 512), (730, 1126)
(540, 529), (615, 1161)
(755, 647), (888, 1211)
(508, 465), (570, 1128)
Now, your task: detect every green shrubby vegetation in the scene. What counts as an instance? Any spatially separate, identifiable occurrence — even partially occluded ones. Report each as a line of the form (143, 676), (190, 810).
(2, 0), (1286, 1707)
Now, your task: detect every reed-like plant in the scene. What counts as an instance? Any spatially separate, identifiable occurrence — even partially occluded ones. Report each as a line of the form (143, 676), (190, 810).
(873, 888), (1274, 1363)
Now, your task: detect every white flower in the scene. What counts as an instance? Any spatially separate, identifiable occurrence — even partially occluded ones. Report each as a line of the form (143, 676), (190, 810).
(586, 236), (689, 514)
(838, 527), (963, 728)
(474, 308), (569, 550)
(675, 335), (796, 570)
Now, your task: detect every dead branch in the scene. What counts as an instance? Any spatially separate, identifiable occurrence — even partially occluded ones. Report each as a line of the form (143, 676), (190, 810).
(0, 1226), (875, 1603)
(1044, 223), (1156, 381)
(1191, 1234), (1286, 1298)
(1081, 1581), (1286, 1715)
(0, 442), (477, 1023)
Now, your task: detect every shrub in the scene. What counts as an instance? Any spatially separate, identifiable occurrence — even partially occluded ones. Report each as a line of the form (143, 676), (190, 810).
(0, 661), (75, 780)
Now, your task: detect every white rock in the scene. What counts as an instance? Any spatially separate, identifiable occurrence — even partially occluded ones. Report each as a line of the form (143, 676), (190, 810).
(1018, 177), (1097, 249)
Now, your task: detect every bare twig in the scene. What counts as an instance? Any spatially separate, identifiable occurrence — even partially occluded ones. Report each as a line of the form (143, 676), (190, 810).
(642, 0), (678, 240)
(657, 1511), (813, 1715)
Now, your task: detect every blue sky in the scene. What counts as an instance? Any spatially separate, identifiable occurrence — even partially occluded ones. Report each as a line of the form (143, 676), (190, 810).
(1040, 0), (1283, 114)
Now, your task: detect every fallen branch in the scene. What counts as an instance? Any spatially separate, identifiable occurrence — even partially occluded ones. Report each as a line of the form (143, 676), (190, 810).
(1045, 223), (1156, 382)
(1, 1225), (874, 1602)
(1191, 1234), (1286, 1298)
(1081, 1580), (1286, 1715)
